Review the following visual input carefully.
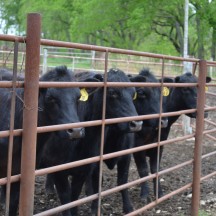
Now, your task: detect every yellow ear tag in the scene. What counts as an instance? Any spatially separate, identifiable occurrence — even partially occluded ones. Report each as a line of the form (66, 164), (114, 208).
(162, 87), (170, 97)
(205, 86), (208, 92)
(133, 92), (137, 100)
(79, 88), (89, 101)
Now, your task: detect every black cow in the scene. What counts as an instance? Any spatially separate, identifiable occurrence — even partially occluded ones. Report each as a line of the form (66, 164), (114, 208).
(0, 68), (24, 81)
(0, 66), (84, 216)
(133, 70), (211, 203)
(89, 69), (168, 214)
(43, 68), (142, 216)
(130, 69), (168, 129)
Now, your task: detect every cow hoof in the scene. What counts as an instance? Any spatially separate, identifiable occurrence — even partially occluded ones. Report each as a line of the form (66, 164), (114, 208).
(91, 209), (103, 216)
(155, 191), (163, 199)
(45, 182), (55, 195)
(0, 194), (5, 205)
(123, 205), (133, 214)
(141, 196), (152, 205)
(140, 187), (149, 201)
(147, 196), (152, 203)
(158, 191), (163, 198)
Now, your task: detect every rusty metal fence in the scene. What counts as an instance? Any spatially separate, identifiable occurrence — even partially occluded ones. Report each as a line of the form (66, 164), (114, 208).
(0, 13), (216, 216)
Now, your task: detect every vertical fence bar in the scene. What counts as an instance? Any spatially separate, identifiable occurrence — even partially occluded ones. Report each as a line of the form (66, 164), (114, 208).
(5, 40), (19, 216)
(191, 60), (207, 216)
(97, 50), (109, 215)
(42, 48), (47, 74)
(155, 58), (165, 201)
(19, 13), (41, 216)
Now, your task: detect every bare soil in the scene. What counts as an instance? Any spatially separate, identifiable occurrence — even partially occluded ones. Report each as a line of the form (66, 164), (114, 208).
(29, 138), (216, 216)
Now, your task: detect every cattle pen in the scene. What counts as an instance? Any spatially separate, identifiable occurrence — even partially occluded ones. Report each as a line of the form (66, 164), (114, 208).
(1, 13), (216, 216)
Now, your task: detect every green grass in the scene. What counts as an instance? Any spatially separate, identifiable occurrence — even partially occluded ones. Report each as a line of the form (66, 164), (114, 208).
(45, 56), (92, 69)
(179, 210), (210, 216)
(199, 210), (210, 216)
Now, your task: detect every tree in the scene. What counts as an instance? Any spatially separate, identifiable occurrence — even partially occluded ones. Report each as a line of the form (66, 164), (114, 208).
(71, 0), (160, 50)
(18, 0), (75, 41)
(1, 0), (216, 59)
(207, 0), (216, 60)
(0, 0), (23, 34)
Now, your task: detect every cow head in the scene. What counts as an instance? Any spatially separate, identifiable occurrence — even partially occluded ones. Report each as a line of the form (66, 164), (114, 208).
(92, 68), (142, 133)
(130, 69), (168, 129)
(172, 72), (211, 118)
(38, 66), (85, 140)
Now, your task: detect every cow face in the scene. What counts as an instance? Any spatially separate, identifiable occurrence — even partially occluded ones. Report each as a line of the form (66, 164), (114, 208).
(38, 66), (85, 140)
(96, 69), (142, 133)
(130, 70), (168, 129)
(174, 72), (211, 118)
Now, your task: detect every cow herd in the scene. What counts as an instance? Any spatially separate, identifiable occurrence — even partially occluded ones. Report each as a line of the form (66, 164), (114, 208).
(0, 66), (211, 216)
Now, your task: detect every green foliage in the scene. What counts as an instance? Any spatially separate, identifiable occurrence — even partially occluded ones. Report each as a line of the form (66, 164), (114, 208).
(0, 0), (23, 34)
(198, 209), (210, 216)
(1, 0), (216, 59)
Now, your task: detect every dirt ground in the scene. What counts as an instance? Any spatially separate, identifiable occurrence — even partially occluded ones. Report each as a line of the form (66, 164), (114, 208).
(1, 89), (216, 216)
(31, 128), (216, 216)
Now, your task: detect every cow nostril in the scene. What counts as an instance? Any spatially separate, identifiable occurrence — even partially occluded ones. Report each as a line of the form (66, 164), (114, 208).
(130, 121), (137, 128)
(204, 112), (208, 118)
(129, 121), (143, 131)
(79, 128), (85, 136)
(161, 119), (168, 128)
(67, 129), (73, 134)
(67, 127), (85, 139)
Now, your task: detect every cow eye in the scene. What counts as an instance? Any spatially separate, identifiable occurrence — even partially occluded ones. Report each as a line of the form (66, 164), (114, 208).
(181, 87), (190, 94)
(137, 89), (147, 98)
(139, 93), (147, 98)
(46, 96), (56, 103)
(108, 90), (119, 98)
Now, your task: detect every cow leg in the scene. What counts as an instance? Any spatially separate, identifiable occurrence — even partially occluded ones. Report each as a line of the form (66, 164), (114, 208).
(52, 172), (71, 216)
(0, 185), (6, 204)
(70, 174), (86, 216)
(45, 174), (55, 194)
(85, 172), (93, 196)
(117, 154), (133, 213)
(90, 164), (100, 215)
(133, 150), (150, 201)
(149, 147), (163, 198)
(7, 182), (20, 216)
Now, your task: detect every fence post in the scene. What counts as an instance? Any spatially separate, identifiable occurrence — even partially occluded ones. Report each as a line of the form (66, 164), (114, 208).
(191, 60), (207, 216)
(19, 13), (41, 216)
(91, 50), (95, 70)
(182, 0), (193, 135)
(42, 48), (47, 74)
(182, 60), (193, 136)
(72, 56), (75, 71)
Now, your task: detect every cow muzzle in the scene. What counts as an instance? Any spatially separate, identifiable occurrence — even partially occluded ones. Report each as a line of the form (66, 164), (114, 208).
(204, 111), (208, 118)
(161, 118), (168, 128)
(129, 121), (143, 132)
(67, 127), (85, 139)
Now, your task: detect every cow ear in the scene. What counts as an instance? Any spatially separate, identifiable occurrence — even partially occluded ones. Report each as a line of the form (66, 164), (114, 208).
(206, 76), (212, 83)
(127, 74), (133, 78)
(38, 88), (47, 110)
(130, 75), (146, 83)
(79, 78), (100, 101)
(175, 76), (181, 83)
(84, 78), (100, 83)
(159, 77), (174, 83)
(94, 74), (103, 81)
(38, 88), (47, 97)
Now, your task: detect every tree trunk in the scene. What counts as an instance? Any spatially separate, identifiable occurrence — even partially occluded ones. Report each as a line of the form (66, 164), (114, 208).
(196, 16), (205, 59)
(211, 27), (216, 61)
